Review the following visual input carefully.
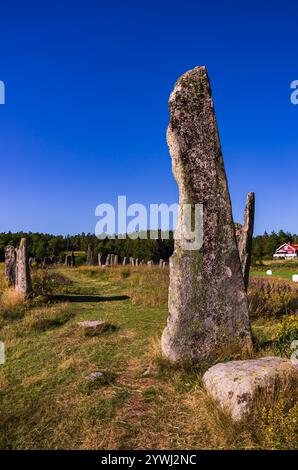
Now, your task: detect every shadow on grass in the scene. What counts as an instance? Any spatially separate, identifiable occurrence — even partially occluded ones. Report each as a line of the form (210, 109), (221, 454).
(49, 294), (130, 303)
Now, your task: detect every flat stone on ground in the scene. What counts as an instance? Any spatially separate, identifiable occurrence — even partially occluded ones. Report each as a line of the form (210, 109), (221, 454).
(203, 356), (298, 422)
(78, 320), (114, 335)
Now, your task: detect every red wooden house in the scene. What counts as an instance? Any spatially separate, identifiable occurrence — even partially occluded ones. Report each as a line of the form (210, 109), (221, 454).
(273, 242), (298, 259)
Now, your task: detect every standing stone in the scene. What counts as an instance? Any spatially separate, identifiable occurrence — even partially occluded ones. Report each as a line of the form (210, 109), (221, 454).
(130, 257), (134, 266)
(235, 192), (255, 291)
(147, 260), (153, 267)
(105, 254), (111, 266)
(86, 244), (93, 265)
(159, 259), (164, 268)
(98, 253), (102, 266)
(15, 238), (32, 297)
(135, 258), (139, 266)
(114, 255), (119, 265)
(5, 245), (16, 286)
(122, 257), (127, 266)
(161, 66), (252, 364)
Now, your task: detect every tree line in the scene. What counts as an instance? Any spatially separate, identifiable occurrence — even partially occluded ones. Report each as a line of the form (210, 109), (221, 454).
(0, 231), (174, 264)
(0, 230), (296, 264)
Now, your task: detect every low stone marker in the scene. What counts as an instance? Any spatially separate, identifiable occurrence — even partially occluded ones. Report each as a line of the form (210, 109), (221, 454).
(5, 245), (16, 286)
(292, 275), (298, 283)
(203, 357), (298, 422)
(78, 320), (115, 336)
(266, 270), (273, 276)
(15, 238), (32, 298)
(147, 260), (153, 267)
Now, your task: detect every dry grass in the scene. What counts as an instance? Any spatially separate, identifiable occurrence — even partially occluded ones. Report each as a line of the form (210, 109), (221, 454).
(248, 276), (298, 319)
(0, 288), (27, 320)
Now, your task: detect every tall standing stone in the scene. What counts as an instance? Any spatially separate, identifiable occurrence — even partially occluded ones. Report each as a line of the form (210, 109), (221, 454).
(5, 245), (16, 286)
(98, 253), (102, 266)
(86, 244), (93, 265)
(122, 257), (127, 266)
(105, 254), (111, 266)
(15, 238), (32, 298)
(161, 66), (252, 364)
(235, 192), (255, 291)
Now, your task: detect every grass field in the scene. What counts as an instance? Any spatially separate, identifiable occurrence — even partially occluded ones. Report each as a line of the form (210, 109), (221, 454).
(251, 270), (298, 281)
(0, 265), (297, 450)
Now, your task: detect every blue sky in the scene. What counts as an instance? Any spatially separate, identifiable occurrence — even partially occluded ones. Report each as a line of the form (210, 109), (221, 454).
(0, 0), (297, 235)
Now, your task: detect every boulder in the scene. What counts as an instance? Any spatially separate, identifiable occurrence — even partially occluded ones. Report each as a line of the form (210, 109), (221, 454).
(203, 356), (298, 421)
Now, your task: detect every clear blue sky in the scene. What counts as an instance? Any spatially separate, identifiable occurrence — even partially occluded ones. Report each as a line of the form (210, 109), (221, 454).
(0, 0), (297, 235)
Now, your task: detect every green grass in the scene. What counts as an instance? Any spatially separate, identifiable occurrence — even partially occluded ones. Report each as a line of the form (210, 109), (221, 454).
(0, 266), (297, 449)
(251, 270), (298, 281)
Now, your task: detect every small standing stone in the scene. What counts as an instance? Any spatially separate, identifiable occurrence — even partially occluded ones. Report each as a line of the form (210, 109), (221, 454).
(147, 260), (153, 267)
(114, 255), (119, 265)
(159, 259), (164, 268)
(86, 244), (94, 265)
(105, 254), (111, 266)
(15, 238), (32, 298)
(122, 257), (127, 266)
(98, 253), (102, 266)
(235, 192), (255, 291)
(5, 245), (16, 286)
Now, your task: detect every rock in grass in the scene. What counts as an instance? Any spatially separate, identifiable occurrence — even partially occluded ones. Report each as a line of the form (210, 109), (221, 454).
(78, 320), (115, 336)
(203, 356), (298, 422)
(161, 66), (252, 365)
(84, 370), (116, 392)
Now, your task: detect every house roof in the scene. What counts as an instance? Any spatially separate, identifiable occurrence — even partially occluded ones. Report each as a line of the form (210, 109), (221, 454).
(275, 242), (298, 254)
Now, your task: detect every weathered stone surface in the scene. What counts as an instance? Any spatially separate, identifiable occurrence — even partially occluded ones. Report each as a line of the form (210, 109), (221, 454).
(161, 66), (252, 364)
(122, 257), (127, 266)
(203, 357), (298, 421)
(235, 192), (255, 290)
(15, 238), (32, 297)
(78, 320), (114, 335)
(5, 245), (16, 286)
